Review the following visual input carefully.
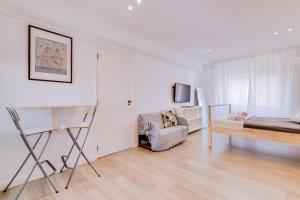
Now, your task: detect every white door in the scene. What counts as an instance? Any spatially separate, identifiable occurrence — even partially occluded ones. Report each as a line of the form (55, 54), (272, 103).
(95, 48), (135, 157)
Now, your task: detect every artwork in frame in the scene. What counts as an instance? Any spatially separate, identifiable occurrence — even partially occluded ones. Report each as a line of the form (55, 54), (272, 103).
(28, 25), (72, 83)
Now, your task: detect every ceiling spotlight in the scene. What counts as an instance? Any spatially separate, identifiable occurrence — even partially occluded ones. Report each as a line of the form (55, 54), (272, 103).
(137, 0), (142, 4)
(201, 51), (205, 55)
(207, 49), (212, 53)
(273, 32), (279, 36)
(128, 5), (133, 10)
(288, 28), (293, 32)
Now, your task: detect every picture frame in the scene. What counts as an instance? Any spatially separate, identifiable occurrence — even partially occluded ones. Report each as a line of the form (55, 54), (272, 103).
(28, 25), (73, 83)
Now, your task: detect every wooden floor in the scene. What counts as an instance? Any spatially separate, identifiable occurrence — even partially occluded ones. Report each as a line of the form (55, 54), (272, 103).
(2, 130), (300, 200)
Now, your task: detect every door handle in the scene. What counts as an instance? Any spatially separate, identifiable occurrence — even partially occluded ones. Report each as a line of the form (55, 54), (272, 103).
(128, 100), (132, 106)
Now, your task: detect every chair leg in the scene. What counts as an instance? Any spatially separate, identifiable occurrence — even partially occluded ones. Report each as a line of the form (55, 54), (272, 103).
(13, 132), (58, 200)
(64, 157), (78, 189)
(35, 159), (59, 193)
(13, 161), (39, 200)
(59, 128), (82, 172)
(60, 113), (88, 172)
(20, 132), (59, 193)
(3, 134), (43, 192)
(65, 129), (100, 189)
(33, 135), (59, 193)
(67, 129), (100, 177)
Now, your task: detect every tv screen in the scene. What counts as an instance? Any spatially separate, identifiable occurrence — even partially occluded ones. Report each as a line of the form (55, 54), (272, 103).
(174, 83), (191, 103)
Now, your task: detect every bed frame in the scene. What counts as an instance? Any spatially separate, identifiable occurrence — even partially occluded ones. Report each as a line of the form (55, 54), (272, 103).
(208, 104), (300, 148)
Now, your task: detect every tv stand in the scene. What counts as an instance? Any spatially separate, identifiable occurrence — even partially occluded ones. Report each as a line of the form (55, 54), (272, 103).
(181, 106), (194, 108)
(175, 107), (202, 133)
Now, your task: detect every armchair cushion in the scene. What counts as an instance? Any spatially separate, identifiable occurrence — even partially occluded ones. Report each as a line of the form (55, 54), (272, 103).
(148, 126), (188, 151)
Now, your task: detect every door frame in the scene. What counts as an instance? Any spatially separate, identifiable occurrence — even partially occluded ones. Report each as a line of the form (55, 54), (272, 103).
(95, 47), (136, 158)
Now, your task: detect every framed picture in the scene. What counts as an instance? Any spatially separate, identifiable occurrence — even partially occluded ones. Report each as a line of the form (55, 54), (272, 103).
(28, 25), (72, 83)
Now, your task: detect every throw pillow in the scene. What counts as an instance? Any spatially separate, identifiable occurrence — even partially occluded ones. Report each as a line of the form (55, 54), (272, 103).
(226, 112), (248, 121)
(162, 110), (178, 128)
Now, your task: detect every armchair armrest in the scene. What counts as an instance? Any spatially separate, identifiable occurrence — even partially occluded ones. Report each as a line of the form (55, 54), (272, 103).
(139, 120), (160, 136)
(177, 117), (188, 126)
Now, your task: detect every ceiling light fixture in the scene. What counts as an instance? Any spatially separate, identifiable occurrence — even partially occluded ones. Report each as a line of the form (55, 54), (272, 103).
(137, 0), (142, 4)
(128, 5), (133, 11)
(207, 49), (212, 53)
(201, 51), (205, 55)
(288, 28), (293, 32)
(273, 32), (279, 36)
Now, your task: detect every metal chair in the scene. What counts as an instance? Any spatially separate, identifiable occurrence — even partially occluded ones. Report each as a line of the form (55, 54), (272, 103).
(4, 105), (59, 200)
(60, 103), (100, 189)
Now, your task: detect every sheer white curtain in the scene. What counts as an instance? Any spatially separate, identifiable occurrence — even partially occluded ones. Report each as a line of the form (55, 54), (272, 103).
(214, 47), (298, 117)
(248, 49), (297, 117)
(215, 58), (250, 113)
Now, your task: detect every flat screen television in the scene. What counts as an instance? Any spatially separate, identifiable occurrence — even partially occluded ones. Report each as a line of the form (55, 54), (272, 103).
(173, 83), (191, 103)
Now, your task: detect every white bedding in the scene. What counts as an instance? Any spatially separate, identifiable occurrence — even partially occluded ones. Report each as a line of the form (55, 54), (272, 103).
(212, 118), (244, 130)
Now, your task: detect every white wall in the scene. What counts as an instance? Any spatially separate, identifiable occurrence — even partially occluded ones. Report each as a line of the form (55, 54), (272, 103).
(132, 54), (199, 145)
(134, 53), (197, 114)
(0, 13), (200, 190)
(197, 70), (216, 105)
(0, 14), (98, 189)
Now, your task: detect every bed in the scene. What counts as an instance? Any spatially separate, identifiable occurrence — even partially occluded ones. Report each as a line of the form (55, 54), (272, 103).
(208, 104), (300, 148)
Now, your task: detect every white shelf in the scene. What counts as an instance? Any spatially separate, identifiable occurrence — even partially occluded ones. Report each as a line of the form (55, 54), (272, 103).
(180, 106), (201, 110)
(187, 117), (202, 121)
(176, 107), (202, 133)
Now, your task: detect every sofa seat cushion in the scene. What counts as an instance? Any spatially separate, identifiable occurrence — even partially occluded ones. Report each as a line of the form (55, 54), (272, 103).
(148, 126), (188, 152)
(139, 112), (164, 129)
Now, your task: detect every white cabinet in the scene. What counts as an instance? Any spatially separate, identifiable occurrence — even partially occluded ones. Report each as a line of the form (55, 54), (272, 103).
(176, 107), (202, 133)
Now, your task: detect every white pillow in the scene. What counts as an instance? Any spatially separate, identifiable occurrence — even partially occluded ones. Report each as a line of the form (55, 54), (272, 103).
(290, 112), (300, 123)
(226, 112), (248, 121)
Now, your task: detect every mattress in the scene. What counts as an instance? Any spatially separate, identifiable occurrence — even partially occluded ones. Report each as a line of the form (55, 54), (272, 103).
(244, 117), (300, 134)
(212, 118), (244, 130)
(212, 117), (300, 134)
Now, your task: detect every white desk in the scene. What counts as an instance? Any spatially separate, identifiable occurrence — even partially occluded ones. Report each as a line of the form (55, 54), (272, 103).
(20, 104), (95, 109)
(19, 104), (95, 128)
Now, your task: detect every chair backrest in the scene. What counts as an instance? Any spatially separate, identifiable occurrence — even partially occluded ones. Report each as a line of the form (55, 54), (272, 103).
(82, 101), (99, 127)
(6, 105), (22, 130)
(83, 101), (98, 115)
(92, 101), (98, 116)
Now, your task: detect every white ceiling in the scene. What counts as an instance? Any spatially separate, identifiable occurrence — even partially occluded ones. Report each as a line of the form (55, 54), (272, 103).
(2, 0), (300, 64)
